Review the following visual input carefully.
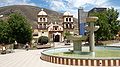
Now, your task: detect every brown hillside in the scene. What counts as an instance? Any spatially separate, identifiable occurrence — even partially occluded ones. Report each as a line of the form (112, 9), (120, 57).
(0, 5), (78, 34)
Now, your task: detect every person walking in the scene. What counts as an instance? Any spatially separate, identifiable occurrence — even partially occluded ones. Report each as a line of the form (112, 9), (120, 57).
(25, 42), (29, 51)
(1, 43), (6, 54)
(14, 41), (18, 49)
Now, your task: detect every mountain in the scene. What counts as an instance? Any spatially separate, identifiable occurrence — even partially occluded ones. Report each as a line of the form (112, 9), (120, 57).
(0, 5), (79, 34)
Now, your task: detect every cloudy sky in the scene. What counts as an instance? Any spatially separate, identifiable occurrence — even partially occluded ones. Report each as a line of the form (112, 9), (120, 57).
(0, 0), (120, 19)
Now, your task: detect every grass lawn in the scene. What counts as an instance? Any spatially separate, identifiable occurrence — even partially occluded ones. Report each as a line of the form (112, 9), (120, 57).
(95, 49), (120, 57)
(51, 49), (120, 58)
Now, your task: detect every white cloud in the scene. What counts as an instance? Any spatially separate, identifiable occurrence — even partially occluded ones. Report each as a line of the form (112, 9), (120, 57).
(48, 0), (120, 19)
(0, 0), (36, 7)
(1, 0), (120, 19)
(48, 0), (109, 18)
(50, 0), (66, 11)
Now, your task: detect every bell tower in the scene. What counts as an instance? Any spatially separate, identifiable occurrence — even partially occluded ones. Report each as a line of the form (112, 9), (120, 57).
(37, 9), (48, 37)
(37, 9), (48, 30)
(63, 11), (74, 34)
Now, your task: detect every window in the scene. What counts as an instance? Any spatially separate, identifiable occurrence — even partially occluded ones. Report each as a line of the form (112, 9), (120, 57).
(44, 24), (46, 28)
(69, 18), (71, 22)
(40, 18), (42, 21)
(33, 33), (38, 36)
(66, 18), (68, 22)
(40, 24), (42, 28)
(69, 24), (72, 28)
(43, 18), (45, 22)
(66, 24), (68, 28)
(55, 26), (58, 30)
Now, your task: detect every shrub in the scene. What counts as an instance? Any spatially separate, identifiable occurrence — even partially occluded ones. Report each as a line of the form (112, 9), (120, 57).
(38, 36), (48, 45)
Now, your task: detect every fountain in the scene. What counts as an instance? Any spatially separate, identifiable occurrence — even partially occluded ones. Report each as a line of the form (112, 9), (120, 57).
(86, 17), (99, 57)
(70, 35), (87, 53)
(40, 17), (120, 66)
(66, 17), (99, 56)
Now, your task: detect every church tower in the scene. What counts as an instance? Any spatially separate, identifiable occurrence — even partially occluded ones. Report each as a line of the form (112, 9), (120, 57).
(63, 11), (74, 35)
(37, 9), (48, 37)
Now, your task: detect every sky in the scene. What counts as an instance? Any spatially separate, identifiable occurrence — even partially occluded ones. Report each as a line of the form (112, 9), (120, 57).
(0, 0), (120, 19)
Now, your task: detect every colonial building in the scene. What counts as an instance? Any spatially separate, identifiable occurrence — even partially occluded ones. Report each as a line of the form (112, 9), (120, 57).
(33, 9), (74, 42)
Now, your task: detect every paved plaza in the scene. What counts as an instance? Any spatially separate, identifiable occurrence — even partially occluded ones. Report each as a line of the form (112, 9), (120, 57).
(0, 49), (81, 67)
(0, 42), (120, 67)
(0, 43), (83, 67)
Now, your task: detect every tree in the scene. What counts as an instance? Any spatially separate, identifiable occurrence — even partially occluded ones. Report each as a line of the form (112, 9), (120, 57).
(38, 36), (48, 45)
(90, 8), (120, 41)
(0, 20), (12, 44)
(64, 32), (72, 43)
(7, 13), (32, 44)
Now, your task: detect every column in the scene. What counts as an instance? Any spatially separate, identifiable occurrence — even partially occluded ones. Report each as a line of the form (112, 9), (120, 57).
(89, 22), (95, 57)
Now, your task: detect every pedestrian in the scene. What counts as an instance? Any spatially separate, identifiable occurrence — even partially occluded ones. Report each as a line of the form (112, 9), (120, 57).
(14, 41), (18, 49)
(25, 42), (29, 51)
(1, 43), (6, 54)
(15, 41), (17, 45)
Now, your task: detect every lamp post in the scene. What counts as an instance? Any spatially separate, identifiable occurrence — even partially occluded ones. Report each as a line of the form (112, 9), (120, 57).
(86, 17), (99, 57)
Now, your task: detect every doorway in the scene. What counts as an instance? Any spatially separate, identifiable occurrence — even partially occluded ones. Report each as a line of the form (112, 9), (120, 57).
(54, 35), (60, 42)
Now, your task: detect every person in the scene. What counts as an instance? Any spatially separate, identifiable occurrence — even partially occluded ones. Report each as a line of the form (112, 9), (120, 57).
(14, 41), (18, 49)
(25, 42), (29, 51)
(1, 43), (6, 54)
(15, 41), (17, 45)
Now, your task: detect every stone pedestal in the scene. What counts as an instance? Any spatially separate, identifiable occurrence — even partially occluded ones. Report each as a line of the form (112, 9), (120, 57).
(68, 36), (87, 53)
(73, 40), (82, 52)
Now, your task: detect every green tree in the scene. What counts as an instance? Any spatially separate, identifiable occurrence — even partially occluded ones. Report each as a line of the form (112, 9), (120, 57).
(7, 13), (32, 44)
(90, 8), (120, 41)
(64, 32), (72, 43)
(0, 20), (12, 44)
(38, 36), (48, 45)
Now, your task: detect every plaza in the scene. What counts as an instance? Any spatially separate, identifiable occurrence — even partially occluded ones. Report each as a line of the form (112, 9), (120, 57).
(0, 43), (81, 67)
(0, 42), (120, 67)
(0, 1), (120, 67)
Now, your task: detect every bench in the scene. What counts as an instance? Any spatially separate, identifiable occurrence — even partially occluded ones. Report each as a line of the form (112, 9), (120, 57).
(36, 44), (51, 49)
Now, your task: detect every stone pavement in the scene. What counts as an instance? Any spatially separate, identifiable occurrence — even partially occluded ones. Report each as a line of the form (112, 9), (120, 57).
(0, 42), (120, 67)
(0, 49), (85, 67)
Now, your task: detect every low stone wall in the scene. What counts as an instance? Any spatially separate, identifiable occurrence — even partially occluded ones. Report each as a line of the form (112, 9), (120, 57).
(41, 52), (120, 66)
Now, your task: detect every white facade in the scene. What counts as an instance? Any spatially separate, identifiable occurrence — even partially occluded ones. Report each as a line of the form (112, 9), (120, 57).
(33, 9), (74, 42)
(38, 31), (48, 37)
